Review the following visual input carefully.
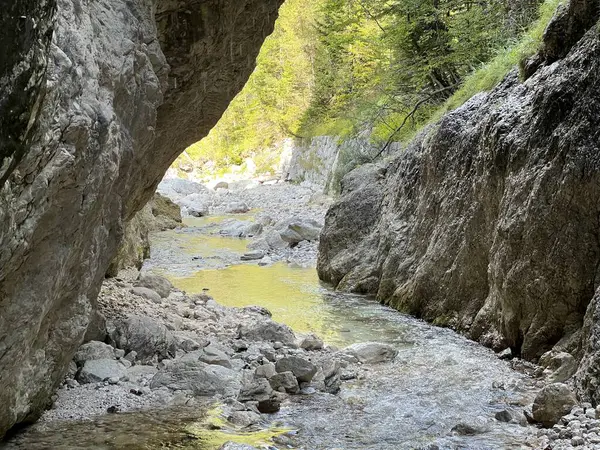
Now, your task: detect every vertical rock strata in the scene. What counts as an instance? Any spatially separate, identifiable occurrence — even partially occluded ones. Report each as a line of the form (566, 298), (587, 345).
(319, 8), (600, 362)
(0, 0), (282, 437)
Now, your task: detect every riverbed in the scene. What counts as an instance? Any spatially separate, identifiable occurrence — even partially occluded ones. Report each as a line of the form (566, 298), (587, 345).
(4, 183), (545, 450)
(141, 200), (543, 449)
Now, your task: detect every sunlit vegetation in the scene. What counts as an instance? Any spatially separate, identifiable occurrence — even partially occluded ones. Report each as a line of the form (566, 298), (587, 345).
(177, 0), (560, 174)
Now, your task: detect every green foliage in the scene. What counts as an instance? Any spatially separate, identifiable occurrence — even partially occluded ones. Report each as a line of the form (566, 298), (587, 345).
(443, 0), (561, 112)
(179, 0), (320, 175)
(180, 0), (559, 173)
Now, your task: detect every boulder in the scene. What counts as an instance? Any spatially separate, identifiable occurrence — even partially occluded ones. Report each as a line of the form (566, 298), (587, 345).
(150, 193), (183, 231)
(241, 251), (265, 261)
(342, 342), (397, 364)
(198, 346), (233, 369)
(227, 411), (261, 427)
(269, 371), (299, 394)
(219, 220), (263, 238)
(239, 320), (296, 346)
(225, 202), (250, 214)
(131, 287), (162, 304)
(108, 315), (177, 364)
(275, 356), (317, 382)
(278, 218), (322, 244)
(126, 365), (159, 383)
(219, 443), (258, 450)
(214, 181), (229, 190)
(158, 179), (208, 201)
(539, 351), (578, 383)
(150, 360), (241, 397)
(300, 334), (324, 351)
(77, 359), (127, 384)
(135, 273), (174, 298)
(73, 341), (116, 366)
(179, 194), (211, 217)
(238, 377), (273, 402)
(255, 363), (277, 379)
(532, 383), (578, 427)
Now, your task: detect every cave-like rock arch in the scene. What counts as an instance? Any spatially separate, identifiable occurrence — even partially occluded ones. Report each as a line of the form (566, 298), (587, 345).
(0, 0), (282, 437)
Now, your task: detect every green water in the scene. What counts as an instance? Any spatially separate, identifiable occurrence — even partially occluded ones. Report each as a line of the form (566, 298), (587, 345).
(169, 263), (349, 346)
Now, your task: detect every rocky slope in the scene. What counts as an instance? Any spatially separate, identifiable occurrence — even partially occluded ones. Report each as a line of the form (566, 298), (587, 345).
(0, 0), (282, 438)
(318, 1), (600, 366)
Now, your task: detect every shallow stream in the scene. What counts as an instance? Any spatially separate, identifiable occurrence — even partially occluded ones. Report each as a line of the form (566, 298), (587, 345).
(143, 215), (541, 449)
(5, 213), (542, 449)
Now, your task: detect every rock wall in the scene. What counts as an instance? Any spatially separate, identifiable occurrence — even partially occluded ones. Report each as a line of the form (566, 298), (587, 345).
(318, 3), (600, 363)
(280, 136), (400, 194)
(0, 0), (282, 437)
(106, 193), (182, 277)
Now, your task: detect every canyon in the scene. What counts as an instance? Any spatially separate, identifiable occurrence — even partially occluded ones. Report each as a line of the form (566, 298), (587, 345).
(0, 0), (282, 437)
(1, 0), (600, 444)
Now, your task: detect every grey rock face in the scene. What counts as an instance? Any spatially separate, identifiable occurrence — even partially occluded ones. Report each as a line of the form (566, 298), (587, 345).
(533, 383), (578, 427)
(275, 356), (317, 383)
(0, 0), (283, 437)
(108, 315), (176, 364)
(225, 202), (251, 214)
(150, 360), (241, 398)
(342, 342), (398, 364)
(574, 289), (600, 403)
(135, 273), (173, 299)
(318, 22), (600, 360)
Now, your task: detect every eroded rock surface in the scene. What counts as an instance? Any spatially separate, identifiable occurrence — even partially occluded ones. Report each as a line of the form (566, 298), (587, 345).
(0, 0), (282, 436)
(318, 14), (600, 363)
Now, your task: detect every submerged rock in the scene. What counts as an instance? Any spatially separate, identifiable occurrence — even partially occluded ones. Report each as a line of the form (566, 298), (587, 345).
(342, 342), (398, 364)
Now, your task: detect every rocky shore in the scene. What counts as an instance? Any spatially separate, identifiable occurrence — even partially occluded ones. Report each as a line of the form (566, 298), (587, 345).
(8, 268), (397, 449)
(6, 180), (600, 449)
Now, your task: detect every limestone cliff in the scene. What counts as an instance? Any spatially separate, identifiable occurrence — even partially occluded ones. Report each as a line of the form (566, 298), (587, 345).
(0, 0), (282, 437)
(319, 1), (600, 363)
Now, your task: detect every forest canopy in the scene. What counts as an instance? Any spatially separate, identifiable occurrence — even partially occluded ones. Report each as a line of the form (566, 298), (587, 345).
(179, 0), (557, 175)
